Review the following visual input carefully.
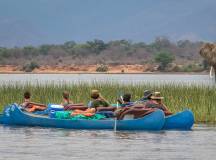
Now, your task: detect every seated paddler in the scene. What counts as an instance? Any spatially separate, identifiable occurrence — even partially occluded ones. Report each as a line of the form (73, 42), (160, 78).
(21, 91), (47, 112)
(61, 91), (85, 111)
(117, 93), (134, 107)
(88, 90), (110, 110)
(61, 91), (73, 107)
(144, 92), (172, 116)
(134, 90), (152, 104)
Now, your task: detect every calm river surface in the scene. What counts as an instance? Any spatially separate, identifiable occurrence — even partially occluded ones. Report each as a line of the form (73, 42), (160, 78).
(0, 125), (215, 160)
(0, 73), (214, 85)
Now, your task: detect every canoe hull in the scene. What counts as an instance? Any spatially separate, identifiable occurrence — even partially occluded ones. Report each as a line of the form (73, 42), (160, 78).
(163, 109), (194, 130)
(0, 104), (165, 131)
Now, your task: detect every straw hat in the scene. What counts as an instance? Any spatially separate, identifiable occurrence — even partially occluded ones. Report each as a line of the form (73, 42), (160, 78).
(91, 90), (99, 94)
(91, 90), (100, 99)
(150, 92), (164, 100)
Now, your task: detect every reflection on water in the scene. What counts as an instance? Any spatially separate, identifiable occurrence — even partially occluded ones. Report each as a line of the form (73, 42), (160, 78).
(0, 125), (215, 160)
(0, 73), (215, 85)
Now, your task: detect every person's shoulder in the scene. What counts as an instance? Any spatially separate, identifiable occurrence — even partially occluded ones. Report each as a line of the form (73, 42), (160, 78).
(144, 100), (154, 107)
(102, 100), (110, 106)
(21, 102), (29, 108)
(91, 100), (99, 107)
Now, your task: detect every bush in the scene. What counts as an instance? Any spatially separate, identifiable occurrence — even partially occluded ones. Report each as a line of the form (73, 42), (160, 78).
(154, 51), (175, 71)
(171, 64), (204, 72)
(96, 64), (108, 72)
(22, 61), (40, 72)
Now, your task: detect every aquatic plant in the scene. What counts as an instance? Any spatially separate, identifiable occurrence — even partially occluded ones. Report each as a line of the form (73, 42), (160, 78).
(0, 82), (215, 123)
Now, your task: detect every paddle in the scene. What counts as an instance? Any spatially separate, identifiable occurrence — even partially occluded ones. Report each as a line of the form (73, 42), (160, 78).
(114, 92), (123, 132)
(114, 101), (119, 132)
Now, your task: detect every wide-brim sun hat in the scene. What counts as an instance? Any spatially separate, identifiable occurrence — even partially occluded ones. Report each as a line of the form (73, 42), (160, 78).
(91, 90), (100, 99)
(150, 92), (164, 100)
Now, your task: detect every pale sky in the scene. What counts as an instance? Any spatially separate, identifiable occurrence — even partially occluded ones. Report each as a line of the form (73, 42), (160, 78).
(0, 0), (215, 47)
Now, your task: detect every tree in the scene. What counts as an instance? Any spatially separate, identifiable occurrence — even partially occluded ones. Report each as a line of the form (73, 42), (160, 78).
(0, 47), (10, 58)
(154, 51), (175, 71)
(39, 45), (53, 55)
(22, 61), (40, 72)
(23, 46), (38, 56)
(152, 36), (171, 50)
(87, 39), (107, 54)
(63, 41), (76, 49)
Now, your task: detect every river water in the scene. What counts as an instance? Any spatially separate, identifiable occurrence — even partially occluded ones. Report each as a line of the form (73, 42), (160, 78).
(0, 73), (214, 85)
(0, 125), (215, 160)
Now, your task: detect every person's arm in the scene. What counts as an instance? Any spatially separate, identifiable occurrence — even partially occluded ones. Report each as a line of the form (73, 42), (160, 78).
(69, 100), (74, 104)
(117, 98), (123, 104)
(28, 102), (47, 108)
(20, 102), (30, 108)
(104, 100), (110, 107)
(161, 103), (172, 115)
(98, 96), (110, 107)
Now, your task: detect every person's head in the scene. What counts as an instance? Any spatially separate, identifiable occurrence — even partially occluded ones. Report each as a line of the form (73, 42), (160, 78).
(24, 91), (31, 99)
(143, 90), (153, 100)
(91, 90), (100, 99)
(63, 91), (70, 100)
(150, 92), (164, 103)
(123, 93), (131, 103)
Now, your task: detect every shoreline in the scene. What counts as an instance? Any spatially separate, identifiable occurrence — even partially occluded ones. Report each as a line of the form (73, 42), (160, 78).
(0, 71), (209, 75)
(0, 64), (209, 75)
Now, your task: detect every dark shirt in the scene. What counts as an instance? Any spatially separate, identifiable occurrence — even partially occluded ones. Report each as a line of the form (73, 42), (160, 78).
(145, 100), (166, 111)
(90, 99), (110, 108)
(121, 102), (134, 107)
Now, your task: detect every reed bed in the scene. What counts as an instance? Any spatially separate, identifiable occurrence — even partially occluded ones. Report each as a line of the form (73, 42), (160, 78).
(0, 82), (215, 123)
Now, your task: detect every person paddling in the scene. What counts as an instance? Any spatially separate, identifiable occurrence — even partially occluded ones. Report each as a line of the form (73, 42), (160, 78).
(144, 92), (172, 116)
(61, 91), (73, 107)
(21, 91), (47, 112)
(21, 91), (31, 108)
(134, 90), (152, 104)
(118, 93), (134, 107)
(89, 90), (110, 109)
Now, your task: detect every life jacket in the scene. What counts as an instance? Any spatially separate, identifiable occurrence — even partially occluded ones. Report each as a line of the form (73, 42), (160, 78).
(71, 108), (95, 117)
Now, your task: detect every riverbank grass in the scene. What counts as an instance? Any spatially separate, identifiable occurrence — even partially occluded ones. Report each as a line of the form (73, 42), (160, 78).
(0, 82), (215, 123)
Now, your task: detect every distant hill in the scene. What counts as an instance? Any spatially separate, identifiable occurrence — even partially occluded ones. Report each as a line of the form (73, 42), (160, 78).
(0, 0), (216, 47)
(0, 38), (207, 73)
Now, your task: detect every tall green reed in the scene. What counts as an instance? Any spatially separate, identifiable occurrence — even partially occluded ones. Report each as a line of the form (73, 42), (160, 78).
(0, 82), (215, 123)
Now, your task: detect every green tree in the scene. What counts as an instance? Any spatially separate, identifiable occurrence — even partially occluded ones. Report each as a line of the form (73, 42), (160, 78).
(22, 61), (40, 72)
(87, 39), (107, 54)
(23, 46), (38, 56)
(154, 51), (175, 70)
(0, 47), (10, 58)
(63, 41), (76, 49)
(39, 45), (53, 55)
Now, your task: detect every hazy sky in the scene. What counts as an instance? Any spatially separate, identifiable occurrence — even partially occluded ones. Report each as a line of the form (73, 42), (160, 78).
(0, 0), (215, 47)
